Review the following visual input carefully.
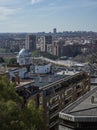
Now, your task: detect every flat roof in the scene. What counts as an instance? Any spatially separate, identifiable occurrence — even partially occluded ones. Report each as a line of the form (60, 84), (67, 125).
(15, 70), (80, 90)
(57, 71), (79, 76)
(32, 74), (65, 89)
(60, 86), (97, 121)
(15, 79), (34, 89)
(91, 78), (97, 85)
(32, 71), (79, 89)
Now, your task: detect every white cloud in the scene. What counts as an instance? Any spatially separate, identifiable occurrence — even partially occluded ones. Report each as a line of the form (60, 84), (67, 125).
(31, 0), (42, 4)
(0, 7), (16, 16)
(0, 7), (17, 21)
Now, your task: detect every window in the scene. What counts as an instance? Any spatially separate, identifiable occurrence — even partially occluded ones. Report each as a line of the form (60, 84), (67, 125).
(50, 95), (59, 105)
(49, 105), (59, 115)
(65, 97), (72, 105)
(65, 88), (72, 97)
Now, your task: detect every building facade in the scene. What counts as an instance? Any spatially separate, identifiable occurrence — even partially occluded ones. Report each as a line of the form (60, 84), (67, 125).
(59, 86), (97, 130)
(53, 28), (57, 34)
(39, 72), (90, 130)
(36, 35), (52, 53)
(15, 71), (90, 130)
(25, 34), (37, 51)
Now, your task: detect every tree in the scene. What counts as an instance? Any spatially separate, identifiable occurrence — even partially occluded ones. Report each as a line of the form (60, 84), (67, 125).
(20, 100), (46, 130)
(8, 58), (17, 65)
(0, 76), (24, 130)
(32, 50), (58, 60)
(0, 76), (46, 130)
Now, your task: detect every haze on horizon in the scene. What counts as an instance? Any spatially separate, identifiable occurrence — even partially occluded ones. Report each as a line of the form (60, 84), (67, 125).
(0, 0), (97, 33)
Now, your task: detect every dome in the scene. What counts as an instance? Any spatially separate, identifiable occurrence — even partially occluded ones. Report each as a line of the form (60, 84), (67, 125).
(18, 48), (31, 57)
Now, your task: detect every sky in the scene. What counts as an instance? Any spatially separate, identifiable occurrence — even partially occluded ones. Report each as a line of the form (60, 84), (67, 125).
(0, 0), (97, 32)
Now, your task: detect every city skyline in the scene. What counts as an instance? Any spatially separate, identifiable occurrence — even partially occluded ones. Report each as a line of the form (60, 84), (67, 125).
(0, 0), (97, 32)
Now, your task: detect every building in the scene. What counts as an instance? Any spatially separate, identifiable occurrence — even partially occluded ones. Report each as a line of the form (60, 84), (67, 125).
(53, 28), (57, 34)
(59, 85), (97, 130)
(0, 57), (9, 80)
(36, 36), (45, 52)
(15, 70), (90, 130)
(25, 34), (37, 51)
(9, 49), (90, 130)
(15, 48), (51, 78)
(17, 48), (32, 66)
(53, 40), (81, 57)
(36, 35), (52, 53)
(0, 57), (8, 74)
(53, 40), (65, 57)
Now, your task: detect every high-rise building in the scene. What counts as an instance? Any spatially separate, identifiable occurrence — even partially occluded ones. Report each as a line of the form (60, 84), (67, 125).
(36, 36), (45, 52)
(53, 40), (65, 57)
(36, 35), (52, 53)
(53, 28), (57, 34)
(25, 34), (37, 51)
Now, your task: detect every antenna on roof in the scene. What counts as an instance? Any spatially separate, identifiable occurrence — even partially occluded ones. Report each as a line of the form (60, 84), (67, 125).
(54, 73), (57, 77)
(48, 76), (52, 83)
(66, 69), (68, 73)
(63, 71), (65, 75)
(39, 76), (42, 83)
(73, 68), (76, 73)
(91, 96), (95, 104)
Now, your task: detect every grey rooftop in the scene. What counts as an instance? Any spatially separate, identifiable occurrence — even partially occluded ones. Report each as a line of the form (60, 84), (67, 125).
(59, 86), (97, 122)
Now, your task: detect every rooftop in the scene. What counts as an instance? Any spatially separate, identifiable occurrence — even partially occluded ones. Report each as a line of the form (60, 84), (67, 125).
(59, 86), (97, 122)
(15, 79), (34, 89)
(18, 48), (31, 57)
(15, 70), (80, 90)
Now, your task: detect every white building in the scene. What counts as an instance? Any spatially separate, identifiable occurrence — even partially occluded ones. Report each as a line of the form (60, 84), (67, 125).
(17, 48), (32, 66)
(35, 63), (51, 74)
(10, 49), (51, 80)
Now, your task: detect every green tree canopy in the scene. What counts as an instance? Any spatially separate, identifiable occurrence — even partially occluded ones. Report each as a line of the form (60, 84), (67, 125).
(0, 76), (46, 130)
(8, 58), (17, 65)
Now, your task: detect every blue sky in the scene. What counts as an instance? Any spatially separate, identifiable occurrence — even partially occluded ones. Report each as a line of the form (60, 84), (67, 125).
(0, 0), (97, 32)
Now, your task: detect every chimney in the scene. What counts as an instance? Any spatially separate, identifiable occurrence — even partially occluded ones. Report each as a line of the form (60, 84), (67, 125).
(48, 76), (52, 83)
(63, 71), (65, 75)
(15, 73), (20, 85)
(39, 76), (42, 83)
(11, 73), (16, 84)
(54, 73), (57, 77)
(66, 69), (68, 73)
(91, 96), (95, 103)
(4, 63), (8, 72)
(73, 68), (76, 73)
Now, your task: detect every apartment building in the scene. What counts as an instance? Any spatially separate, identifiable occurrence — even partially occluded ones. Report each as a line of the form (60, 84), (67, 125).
(25, 34), (37, 51)
(36, 35), (52, 53)
(14, 71), (90, 130)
